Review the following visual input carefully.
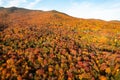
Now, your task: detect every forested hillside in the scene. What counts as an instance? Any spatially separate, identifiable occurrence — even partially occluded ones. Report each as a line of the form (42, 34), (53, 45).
(0, 7), (120, 80)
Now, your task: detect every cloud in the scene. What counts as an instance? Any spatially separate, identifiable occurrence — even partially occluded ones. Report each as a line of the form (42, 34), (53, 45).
(0, 0), (42, 8)
(6, 0), (27, 7)
(0, 0), (6, 6)
(65, 1), (120, 21)
(0, 0), (3, 5)
(26, 0), (42, 9)
(0, 0), (27, 7)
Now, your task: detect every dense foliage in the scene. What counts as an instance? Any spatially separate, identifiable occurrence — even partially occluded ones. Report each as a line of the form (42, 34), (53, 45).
(0, 7), (120, 80)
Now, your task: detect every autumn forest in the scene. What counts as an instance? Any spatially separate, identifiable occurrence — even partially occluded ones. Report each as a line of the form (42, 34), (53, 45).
(0, 7), (120, 80)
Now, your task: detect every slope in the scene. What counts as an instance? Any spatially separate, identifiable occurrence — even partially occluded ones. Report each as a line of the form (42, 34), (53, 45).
(0, 7), (120, 80)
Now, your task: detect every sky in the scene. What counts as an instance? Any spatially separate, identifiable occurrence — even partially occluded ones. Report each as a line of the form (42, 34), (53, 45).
(0, 0), (120, 21)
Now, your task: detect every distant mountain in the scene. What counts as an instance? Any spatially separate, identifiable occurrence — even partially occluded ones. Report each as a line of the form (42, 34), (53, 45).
(0, 7), (120, 31)
(0, 7), (76, 29)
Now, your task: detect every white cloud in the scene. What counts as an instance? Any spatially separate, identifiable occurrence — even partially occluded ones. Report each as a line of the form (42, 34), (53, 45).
(0, 0), (3, 5)
(0, 0), (42, 8)
(26, 0), (42, 9)
(3, 0), (27, 7)
(65, 1), (120, 21)
(35, 6), (51, 11)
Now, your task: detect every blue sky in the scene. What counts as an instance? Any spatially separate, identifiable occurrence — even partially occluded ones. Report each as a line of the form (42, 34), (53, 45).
(0, 0), (120, 21)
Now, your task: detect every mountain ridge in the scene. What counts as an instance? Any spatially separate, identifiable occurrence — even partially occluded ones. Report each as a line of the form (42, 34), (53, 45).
(0, 7), (120, 32)
(0, 7), (120, 22)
